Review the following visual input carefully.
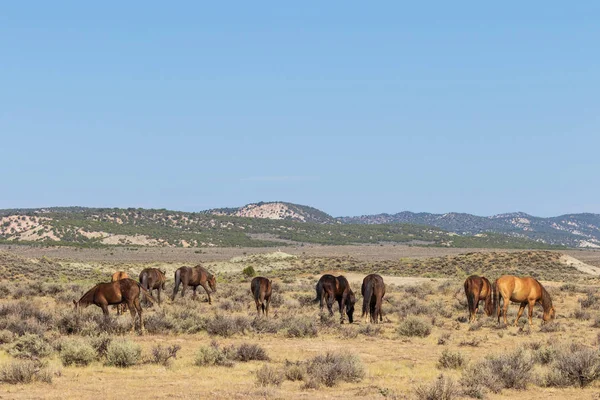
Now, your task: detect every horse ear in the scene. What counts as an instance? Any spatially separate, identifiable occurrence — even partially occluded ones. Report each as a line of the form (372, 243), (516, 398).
(72, 299), (77, 306)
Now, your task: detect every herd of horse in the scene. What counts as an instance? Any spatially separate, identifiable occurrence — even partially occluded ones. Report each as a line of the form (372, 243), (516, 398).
(73, 263), (556, 334)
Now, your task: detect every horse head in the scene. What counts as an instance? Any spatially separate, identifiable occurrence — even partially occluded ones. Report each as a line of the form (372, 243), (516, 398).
(543, 306), (556, 323)
(346, 293), (356, 323)
(208, 274), (217, 293)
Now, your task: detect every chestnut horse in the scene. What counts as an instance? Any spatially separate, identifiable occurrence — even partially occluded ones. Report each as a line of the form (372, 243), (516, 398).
(73, 278), (156, 334)
(494, 275), (556, 326)
(171, 264), (217, 304)
(251, 277), (272, 317)
(139, 268), (167, 305)
(315, 274), (356, 324)
(111, 271), (130, 315)
(361, 274), (385, 324)
(464, 275), (493, 323)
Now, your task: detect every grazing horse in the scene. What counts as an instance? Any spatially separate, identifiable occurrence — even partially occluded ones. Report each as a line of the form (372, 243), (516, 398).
(494, 275), (556, 326)
(139, 268), (167, 305)
(73, 278), (156, 334)
(251, 277), (272, 317)
(111, 271), (130, 315)
(171, 264), (217, 304)
(464, 275), (493, 323)
(361, 274), (385, 324)
(315, 274), (356, 324)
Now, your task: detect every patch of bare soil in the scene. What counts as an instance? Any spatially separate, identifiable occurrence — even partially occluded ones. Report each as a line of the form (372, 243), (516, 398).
(560, 254), (600, 275)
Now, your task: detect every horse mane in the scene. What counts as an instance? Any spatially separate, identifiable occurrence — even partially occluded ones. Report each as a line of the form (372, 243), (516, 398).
(77, 284), (99, 306)
(539, 283), (553, 312)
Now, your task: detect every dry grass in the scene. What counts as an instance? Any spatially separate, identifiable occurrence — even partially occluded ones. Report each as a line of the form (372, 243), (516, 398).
(0, 247), (600, 398)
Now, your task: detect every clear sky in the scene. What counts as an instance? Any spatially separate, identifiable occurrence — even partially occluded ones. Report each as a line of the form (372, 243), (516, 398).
(1, 2), (598, 217)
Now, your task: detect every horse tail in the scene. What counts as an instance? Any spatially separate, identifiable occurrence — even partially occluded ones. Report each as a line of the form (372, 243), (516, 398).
(314, 281), (323, 304)
(252, 280), (261, 303)
(493, 279), (500, 323)
(172, 269), (181, 300)
(464, 278), (474, 317)
(140, 271), (149, 290)
(362, 281), (373, 319)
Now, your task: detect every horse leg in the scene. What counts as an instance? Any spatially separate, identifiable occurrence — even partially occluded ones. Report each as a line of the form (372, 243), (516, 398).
(472, 294), (481, 322)
(326, 294), (335, 317)
(135, 298), (144, 334)
(527, 299), (536, 326)
(128, 300), (136, 333)
(514, 302), (526, 326)
(319, 289), (326, 313)
(502, 296), (510, 325)
(339, 296), (347, 324)
(200, 282), (212, 305)
(157, 288), (161, 305)
(265, 298), (270, 318)
(255, 297), (261, 316)
(374, 296), (382, 324)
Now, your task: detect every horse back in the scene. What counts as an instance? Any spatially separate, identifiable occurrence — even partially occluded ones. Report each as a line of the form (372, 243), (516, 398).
(191, 264), (209, 285)
(251, 277), (272, 300)
(318, 274), (338, 295)
(111, 271), (128, 282)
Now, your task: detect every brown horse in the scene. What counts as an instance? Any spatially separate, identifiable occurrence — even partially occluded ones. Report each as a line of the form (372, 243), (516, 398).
(139, 268), (167, 305)
(73, 278), (156, 334)
(361, 274), (385, 324)
(111, 271), (129, 282)
(171, 264), (217, 304)
(464, 275), (493, 323)
(315, 274), (356, 324)
(251, 277), (272, 317)
(494, 275), (556, 326)
(111, 271), (130, 315)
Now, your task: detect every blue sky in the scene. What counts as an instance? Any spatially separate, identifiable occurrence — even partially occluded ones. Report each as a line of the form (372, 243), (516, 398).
(1, 2), (598, 217)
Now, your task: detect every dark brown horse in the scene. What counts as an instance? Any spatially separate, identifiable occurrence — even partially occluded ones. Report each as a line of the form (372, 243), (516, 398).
(171, 264), (217, 304)
(464, 275), (493, 323)
(73, 278), (156, 334)
(251, 277), (272, 317)
(361, 274), (385, 324)
(139, 268), (167, 305)
(494, 275), (556, 326)
(111, 271), (130, 315)
(315, 274), (356, 324)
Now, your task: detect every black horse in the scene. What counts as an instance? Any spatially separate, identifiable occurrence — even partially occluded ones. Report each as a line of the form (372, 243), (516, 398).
(361, 274), (385, 323)
(315, 274), (355, 323)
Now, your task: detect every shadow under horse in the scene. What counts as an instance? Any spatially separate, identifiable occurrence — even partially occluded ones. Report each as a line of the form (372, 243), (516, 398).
(139, 268), (167, 305)
(464, 275), (493, 323)
(251, 276), (272, 317)
(74, 278), (156, 334)
(315, 274), (355, 324)
(171, 264), (217, 304)
(362, 274), (385, 324)
(494, 275), (556, 326)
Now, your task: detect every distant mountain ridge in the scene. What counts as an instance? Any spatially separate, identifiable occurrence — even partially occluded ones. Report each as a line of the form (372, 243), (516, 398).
(338, 211), (600, 248)
(0, 202), (597, 248)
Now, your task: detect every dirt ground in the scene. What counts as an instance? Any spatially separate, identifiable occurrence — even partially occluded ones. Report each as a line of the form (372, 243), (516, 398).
(1, 245), (600, 399)
(2, 243), (600, 266)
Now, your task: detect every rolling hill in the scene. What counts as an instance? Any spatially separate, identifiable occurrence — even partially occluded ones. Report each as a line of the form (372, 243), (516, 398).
(0, 205), (559, 249)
